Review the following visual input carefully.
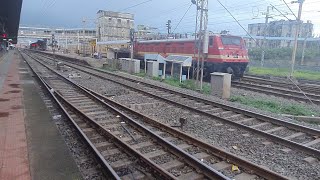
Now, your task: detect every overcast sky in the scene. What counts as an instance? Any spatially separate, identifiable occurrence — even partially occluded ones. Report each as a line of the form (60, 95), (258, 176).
(20, 0), (320, 36)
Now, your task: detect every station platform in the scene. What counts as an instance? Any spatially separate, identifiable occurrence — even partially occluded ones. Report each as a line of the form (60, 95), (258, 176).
(0, 51), (81, 180)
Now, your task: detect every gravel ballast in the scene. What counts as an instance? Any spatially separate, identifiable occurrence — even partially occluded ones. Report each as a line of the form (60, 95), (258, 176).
(33, 54), (320, 179)
(55, 66), (320, 179)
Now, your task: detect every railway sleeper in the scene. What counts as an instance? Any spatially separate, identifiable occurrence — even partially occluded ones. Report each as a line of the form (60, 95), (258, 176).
(121, 171), (146, 180)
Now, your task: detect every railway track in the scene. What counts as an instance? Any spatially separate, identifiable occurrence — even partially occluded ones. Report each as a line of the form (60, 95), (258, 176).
(28, 51), (320, 158)
(243, 74), (320, 86)
(232, 76), (320, 104)
(20, 51), (291, 180)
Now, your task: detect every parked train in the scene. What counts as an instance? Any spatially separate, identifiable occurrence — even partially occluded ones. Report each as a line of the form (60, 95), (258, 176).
(134, 34), (249, 78)
(30, 40), (47, 51)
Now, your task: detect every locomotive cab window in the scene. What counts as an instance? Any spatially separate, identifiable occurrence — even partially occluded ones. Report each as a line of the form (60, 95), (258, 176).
(209, 37), (214, 47)
(221, 36), (241, 46)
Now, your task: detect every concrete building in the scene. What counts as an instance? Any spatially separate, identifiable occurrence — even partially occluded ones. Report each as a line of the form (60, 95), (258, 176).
(136, 25), (158, 40)
(247, 20), (313, 48)
(96, 10), (134, 41)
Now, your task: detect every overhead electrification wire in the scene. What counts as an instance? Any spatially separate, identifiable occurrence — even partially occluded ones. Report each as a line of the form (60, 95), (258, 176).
(171, 3), (193, 33)
(282, 0), (298, 19)
(215, 0), (261, 47)
(216, 0), (315, 104)
(40, 0), (56, 17)
(270, 4), (292, 21)
(119, 0), (152, 11)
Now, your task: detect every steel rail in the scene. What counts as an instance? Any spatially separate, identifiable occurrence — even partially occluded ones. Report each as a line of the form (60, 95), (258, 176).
(38, 52), (320, 135)
(29, 51), (320, 157)
(232, 82), (320, 104)
(23, 51), (232, 180)
(22, 51), (179, 180)
(20, 51), (121, 180)
(83, 84), (289, 180)
(24, 50), (289, 180)
(242, 75), (320, 94)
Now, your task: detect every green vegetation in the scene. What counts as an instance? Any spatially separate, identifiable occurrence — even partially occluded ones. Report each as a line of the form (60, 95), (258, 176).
(99, 68), (211, 94)
(151, 76), (211, 94)
(248, 67), (320, 81)
(230, 95), (318, 116)
(249, 47), (320, 62)
(134, 72), (147, 78)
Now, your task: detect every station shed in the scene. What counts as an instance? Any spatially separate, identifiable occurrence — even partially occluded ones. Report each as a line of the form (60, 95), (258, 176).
(144, 54), (167, 78)
(165, 55), (192, 82)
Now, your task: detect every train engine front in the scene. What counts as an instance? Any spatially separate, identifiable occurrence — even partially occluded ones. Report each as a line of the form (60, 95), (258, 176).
(204, 34), (249, 79)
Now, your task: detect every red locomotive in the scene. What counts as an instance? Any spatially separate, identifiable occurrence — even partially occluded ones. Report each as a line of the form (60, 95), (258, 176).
(134, 34), (249, 78)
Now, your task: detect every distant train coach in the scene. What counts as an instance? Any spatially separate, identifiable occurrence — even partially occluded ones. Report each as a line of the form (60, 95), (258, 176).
(134, 34), (249, 78)
(30, 40), (47, 51)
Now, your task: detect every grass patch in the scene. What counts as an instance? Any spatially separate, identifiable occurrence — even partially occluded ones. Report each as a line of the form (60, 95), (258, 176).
(159, 78), (211, 94)
(230, 95), (318, 116)
(248, 67), (320, 81)
(98, 66), (211, 94)
(135, 72), (147, 77)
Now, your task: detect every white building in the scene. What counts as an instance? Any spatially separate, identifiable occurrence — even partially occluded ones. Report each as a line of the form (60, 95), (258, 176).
(97, 10), (134, 41)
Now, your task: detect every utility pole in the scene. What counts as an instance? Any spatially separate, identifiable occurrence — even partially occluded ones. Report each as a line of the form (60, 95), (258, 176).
(192, 0), (208, 90)
(192, 0), (199, 82)
(130, 28), (135, 73)
(196, 0), (204, 86)
(65, 30), (68, 53)
(301, 31), (310, 65)
(166, 20), (172, 37)
(290, 0), (304, 77)
(52, 34), (56, 65)
(82, 18), (86, 57)
(261, 6), (271, 67)
(200, 0), (208, 89)
(77, 31), (80, 54)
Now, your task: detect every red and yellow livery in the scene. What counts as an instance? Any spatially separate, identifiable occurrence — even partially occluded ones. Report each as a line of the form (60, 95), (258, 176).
(134, 34), (249, 78)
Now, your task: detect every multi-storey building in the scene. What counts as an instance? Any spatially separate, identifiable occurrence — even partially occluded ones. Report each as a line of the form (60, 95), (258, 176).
(136, 25), (158, 40)
(97, 10), (134, 41)
(247, 20), (313, 48)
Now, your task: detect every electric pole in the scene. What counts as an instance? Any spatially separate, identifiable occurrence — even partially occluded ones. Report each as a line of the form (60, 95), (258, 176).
(200, 0), (208, 89)
(261, 6), (271, 67)
(192, 0), (199, 82)
(301, 31), (310, 65)
(130, 28), (135, 73)
(166, 20), (172, 37)
(192, 0), (208, 90)
(52, 34), (56, 65)
(65, 30), (68, 53)
(82, 18), (86, 56)
(290, 0), (304, 77)
(77, 31), (80, 54)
